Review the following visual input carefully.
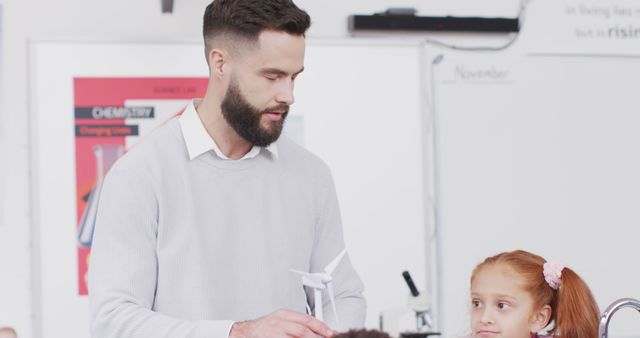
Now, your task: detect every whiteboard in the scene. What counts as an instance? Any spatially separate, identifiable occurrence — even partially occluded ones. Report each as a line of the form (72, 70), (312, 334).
(29, 41), (210, 338)
(30, 40), (429, 337)
(426, 48), (640, 337)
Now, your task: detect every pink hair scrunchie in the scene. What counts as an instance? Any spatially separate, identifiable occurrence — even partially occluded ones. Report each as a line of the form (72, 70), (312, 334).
(543, 261), (565, 290)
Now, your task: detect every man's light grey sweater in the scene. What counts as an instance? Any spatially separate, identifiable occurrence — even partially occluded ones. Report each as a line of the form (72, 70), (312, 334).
(89, 115), (366, 338)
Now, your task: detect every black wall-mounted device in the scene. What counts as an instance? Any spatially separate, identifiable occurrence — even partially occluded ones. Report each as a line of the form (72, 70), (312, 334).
(348, 11), (519, 33)
(161, 0), (174, 13)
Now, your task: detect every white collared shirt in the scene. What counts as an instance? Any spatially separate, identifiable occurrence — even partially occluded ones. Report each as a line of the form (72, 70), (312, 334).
(178, 99), (278, 161)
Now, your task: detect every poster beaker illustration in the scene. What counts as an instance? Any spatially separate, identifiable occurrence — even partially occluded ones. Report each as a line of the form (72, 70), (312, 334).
(77, 144), (124, 247)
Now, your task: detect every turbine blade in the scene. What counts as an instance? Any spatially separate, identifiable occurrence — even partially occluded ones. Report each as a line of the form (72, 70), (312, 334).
(324, 248), (347, 275)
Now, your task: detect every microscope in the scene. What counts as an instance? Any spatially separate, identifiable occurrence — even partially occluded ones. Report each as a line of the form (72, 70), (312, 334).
(379, 271), (440, 338)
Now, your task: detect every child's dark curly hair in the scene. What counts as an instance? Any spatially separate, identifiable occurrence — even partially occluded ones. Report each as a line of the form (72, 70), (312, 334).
(333, 329), (393, 338)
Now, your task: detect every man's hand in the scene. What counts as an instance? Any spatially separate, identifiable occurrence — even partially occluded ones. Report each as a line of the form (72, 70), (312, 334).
(229, 309), (337, 338)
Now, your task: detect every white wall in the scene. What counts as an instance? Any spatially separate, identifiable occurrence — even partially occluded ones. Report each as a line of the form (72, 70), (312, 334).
(0, 0), (519, 337)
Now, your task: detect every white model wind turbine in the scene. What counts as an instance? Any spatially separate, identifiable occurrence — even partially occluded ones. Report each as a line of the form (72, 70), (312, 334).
(290, 248), (348, 325)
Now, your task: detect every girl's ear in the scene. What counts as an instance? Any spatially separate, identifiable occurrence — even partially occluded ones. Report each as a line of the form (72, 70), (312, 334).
(530, 305), (552, 333)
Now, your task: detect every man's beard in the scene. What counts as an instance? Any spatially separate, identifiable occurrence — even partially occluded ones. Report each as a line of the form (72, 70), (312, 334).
(220, 79), (289, 147)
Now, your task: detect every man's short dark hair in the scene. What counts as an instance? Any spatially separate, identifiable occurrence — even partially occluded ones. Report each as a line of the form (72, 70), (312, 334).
(203, 0), (311, 57)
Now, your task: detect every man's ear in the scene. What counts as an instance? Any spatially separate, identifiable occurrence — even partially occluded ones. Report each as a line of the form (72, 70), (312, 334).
(209, 48), (228, 79)
(530, 305), (552, 333)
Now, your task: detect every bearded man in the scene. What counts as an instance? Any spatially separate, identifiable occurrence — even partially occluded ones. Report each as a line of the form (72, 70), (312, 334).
(88, 1), (366, 338)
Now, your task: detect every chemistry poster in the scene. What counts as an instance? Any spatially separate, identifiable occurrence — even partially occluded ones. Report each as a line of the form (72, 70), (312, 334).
(73, 78), (208, 295)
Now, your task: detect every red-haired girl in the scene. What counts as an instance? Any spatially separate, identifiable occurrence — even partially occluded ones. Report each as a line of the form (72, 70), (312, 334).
(469, 250), (599, 338)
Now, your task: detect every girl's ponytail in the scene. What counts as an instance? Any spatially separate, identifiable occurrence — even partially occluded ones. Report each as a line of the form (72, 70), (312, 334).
(552, 267), (600, 338)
